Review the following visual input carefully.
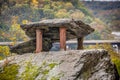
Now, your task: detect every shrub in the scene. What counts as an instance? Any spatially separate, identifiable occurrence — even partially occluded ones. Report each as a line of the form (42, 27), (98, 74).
(0, 64), (19, 80)
(0, 46), (10, 60)
(112, 56), (120, 75)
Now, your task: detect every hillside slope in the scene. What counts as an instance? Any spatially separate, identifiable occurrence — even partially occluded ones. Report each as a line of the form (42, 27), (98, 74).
(83, 1), (120, 31)
(0, 0), (116, 41)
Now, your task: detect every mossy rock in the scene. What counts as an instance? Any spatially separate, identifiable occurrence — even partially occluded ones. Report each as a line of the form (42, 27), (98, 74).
(0, 64), (19, 80)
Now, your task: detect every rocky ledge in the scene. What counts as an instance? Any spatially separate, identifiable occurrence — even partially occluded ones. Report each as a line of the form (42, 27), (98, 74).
(11, 49), (119, 80)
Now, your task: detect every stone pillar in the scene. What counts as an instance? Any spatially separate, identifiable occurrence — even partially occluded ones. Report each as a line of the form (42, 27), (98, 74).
(60, 27), (66, 50)
(36, 29), (42, 53)
(77, 37), (83, 50)
(118, 43), (120, 53)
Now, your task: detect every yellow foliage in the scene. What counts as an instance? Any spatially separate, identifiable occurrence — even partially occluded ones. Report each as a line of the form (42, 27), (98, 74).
(70, 10), (85, 19)
(65, 2), (74, 10)
(94, 18), (106, 26)
(22, 20), (29, 24)
(2, 33), (5, 36)
(9, 16), (28, 45)
(0, 56), (3, 60)
(51, 2), (64, 10)
(44, 4), (51, 9)
(55, 9), (69, 18)
(0, 46), (10, 60)
(11, 16), (19, 24)
(31, 0), (38, 8)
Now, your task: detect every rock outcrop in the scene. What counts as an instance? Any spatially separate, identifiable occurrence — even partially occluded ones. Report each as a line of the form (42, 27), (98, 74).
(10, 38), (52, 54)
(10, 19), (94, 54)
(10, 49), (119, 80)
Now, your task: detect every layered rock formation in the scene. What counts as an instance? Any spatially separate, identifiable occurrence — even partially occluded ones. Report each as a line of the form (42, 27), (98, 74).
(10, 19), (94, 54)
(11, 49), (119, 80)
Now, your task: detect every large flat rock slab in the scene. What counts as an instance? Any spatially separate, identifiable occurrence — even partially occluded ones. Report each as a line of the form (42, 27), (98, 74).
(21, 19), (94, 39)
(10, 49), (119, 80)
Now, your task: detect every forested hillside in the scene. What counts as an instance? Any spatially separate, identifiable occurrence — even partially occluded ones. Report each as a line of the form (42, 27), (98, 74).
(83, 1), (120, 31)
(0, 0), (115, 42)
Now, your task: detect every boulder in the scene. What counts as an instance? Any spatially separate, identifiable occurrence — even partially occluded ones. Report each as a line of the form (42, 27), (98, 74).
(11, 49), (119, 80)
(10, 38), (52, 54)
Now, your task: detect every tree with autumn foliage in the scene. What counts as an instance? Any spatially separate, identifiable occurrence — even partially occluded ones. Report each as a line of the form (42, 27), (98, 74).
(0, 0), (114, 42)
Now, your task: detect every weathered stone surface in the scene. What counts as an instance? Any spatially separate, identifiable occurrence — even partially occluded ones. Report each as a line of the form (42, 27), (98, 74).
(10, 49), (119, 80)
(21, 19), (94, 38)
(10, 38), (52, 54)
(10, 19), (94, 54)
